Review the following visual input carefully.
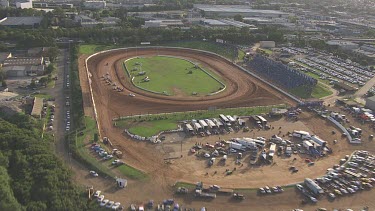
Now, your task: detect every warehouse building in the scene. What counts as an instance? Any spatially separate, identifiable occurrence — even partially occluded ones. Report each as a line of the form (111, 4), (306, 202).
(0, 16), (42, 28)
(365, 95), (375, 111)
(31, 97), (43, 118)
(194, 4), (289, 18)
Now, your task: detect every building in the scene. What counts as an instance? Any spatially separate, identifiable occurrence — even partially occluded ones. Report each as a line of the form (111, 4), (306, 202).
(0, 52), (12, 66)
(200, 18), (257, 29)
(326, 40), (359, 51)
(83, 1), (106, 9)
(365, 95), (375, 110)
(0, 17), (43, 28)
(16, 0), (32, 9)
(260, 41), (276, 48)
(304, 178), (324, 195)
(3, 57), (43, 66)
(3, 65), (44, 77)
(194, 4), (289, 18)
(143, 19), (183, 28)
(0, 0), (9, 7)
(2, 56), (45, 77)
(31, 97), (43, 118)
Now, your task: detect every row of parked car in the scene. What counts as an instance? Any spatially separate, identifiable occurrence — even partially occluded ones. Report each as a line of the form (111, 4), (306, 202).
(94, 190), (122, 210)
(259, 185), (284, 194)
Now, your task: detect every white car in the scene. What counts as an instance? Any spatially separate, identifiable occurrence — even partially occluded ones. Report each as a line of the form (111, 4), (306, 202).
(138, 206), (144, 211)
(90, 171), (99, 177)
(296, 184), (304, 191)
(129, 93), (135, 97)
(111, 202), (121, 210)
(328, 193), (335, 199)
(93, 190), (101, 198)
(106, 201), (115, 208)
(112, 159), (122, 165)
(100, 199), (109, 207)
(97, 195), (104, 202)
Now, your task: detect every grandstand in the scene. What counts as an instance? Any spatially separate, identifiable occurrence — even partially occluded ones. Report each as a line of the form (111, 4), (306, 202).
(248, 55), (317, 96)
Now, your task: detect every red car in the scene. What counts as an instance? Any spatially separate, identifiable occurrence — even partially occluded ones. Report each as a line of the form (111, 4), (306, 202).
(305, 158), (311, 163)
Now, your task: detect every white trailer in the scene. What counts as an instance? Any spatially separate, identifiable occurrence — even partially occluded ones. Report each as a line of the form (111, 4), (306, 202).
(229, 142), (243, 151)
(303, 140), (313, 151)
(199, 120), (208, 129)
(219, 114), (229, 123)
(293, 130), (310, 139)
(226, 115), (236, 123)
(304, 178), (324, 195)
(213, 118), (223, 128)
(236, 138), (257, 149)
(194, 122), (202, 131)
(185, 124), (193, 132)
(309, 135), (326, 147)
(268, 143), (276, 158)
(205, 119), (216, 129)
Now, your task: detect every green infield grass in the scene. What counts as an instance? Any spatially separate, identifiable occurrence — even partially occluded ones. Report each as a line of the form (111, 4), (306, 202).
(124, 56), (224, 96)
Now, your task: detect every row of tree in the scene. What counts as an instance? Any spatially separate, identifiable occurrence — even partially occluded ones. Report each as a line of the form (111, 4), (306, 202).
(0, 113), (95, 211)
(0, 25), (285, 49)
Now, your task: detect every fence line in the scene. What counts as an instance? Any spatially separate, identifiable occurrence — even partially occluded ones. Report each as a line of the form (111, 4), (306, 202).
(113, 104), (286, 121)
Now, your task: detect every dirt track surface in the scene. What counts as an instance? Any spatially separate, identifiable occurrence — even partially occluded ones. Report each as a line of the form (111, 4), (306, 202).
(84, 48), (296, 173)
(79, 48), (374, 210)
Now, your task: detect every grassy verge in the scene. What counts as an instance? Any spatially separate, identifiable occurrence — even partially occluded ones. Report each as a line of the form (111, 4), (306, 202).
(79, 44), (117, 55)
(117, 164), (148, 180)
(259, 48), (273, 55)
(162, 41), (238, 61)
(237, 49), (246, 61)
(71, 117), (115, 178)
(311, 83), (333, 99)
(32, 93), (52, 99)
(174, 181), (196, 190)
(115, 104), (286, 137)
(290, 83), (332, 99)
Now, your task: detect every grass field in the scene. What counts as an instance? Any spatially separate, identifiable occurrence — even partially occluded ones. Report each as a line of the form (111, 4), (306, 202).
(125, 56), (224, 96)
(162, 41), (238, 60)
(116, 105), (286, 137)
(73, 117), (147, 179)
(79, 44), (117, 55)
(290, 83), (333, 99)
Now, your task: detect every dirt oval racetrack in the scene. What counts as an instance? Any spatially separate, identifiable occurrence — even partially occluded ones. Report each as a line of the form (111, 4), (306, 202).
(83, 47), (297, 178)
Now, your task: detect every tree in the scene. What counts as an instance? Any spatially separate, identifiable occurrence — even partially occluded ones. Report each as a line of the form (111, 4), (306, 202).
(233, 14), (243, 22)
(45, 64), (55, 74)
(30, 80), (36, 88)
(46, 47), (59, 62)
(39, 77), (48, 86)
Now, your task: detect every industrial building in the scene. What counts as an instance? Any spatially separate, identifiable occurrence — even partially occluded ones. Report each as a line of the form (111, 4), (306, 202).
(0, 16), (43, 28)
(304, 178), (324, 195)
(16, 0), (32, 9)
(143, 19), (183, 28)
(200, 19), (257, 29)
(194, 4), (289, 18)
(1, 56), (45, 77)
(260, 41), (276, 48)
(83, 0), (106, 9)
(31, 97), (43, 118)
(365, 95), (375, 111)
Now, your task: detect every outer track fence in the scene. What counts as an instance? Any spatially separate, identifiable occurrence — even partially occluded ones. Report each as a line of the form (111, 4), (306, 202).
(113, 104), (287, 121)
(85, 46), (303, 140)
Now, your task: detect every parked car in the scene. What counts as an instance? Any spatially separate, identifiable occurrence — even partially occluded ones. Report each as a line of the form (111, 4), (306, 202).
(93, 190), (101, 198)
(90, 171), (99, 177)
(100, 199), (109, 207)
(97, 195), (105, 202)
(106, 201), (115, 208)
